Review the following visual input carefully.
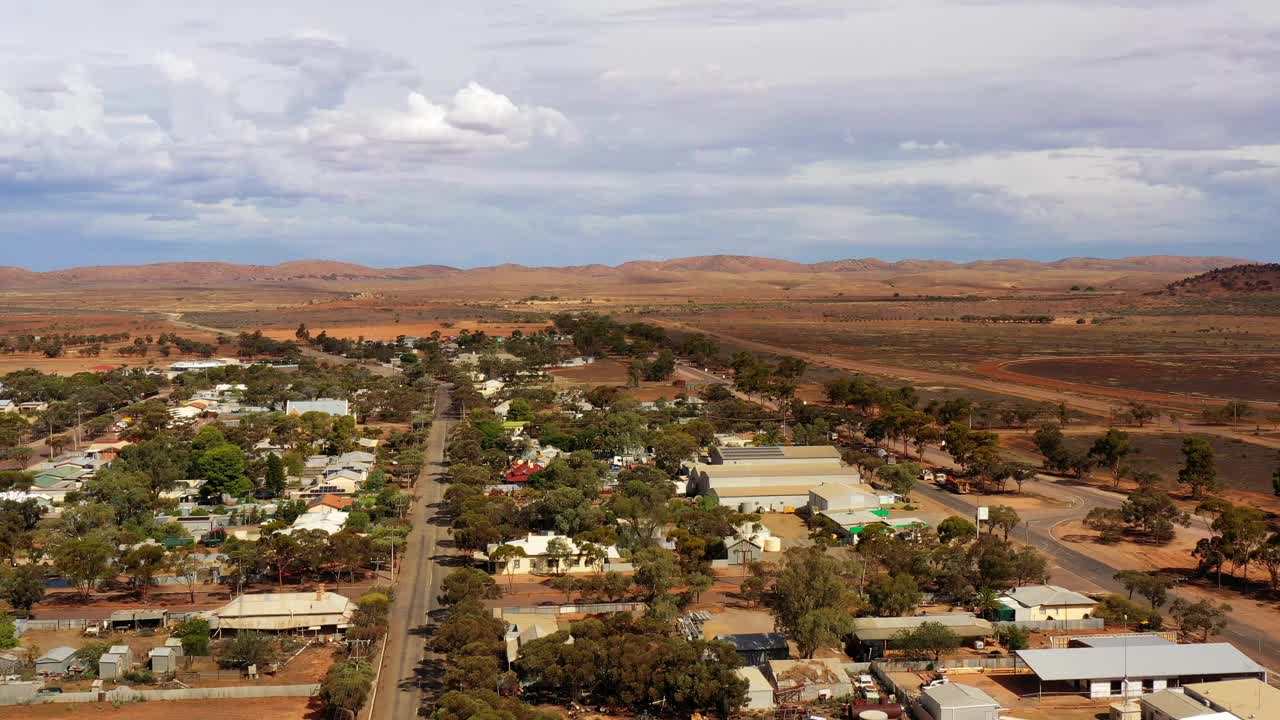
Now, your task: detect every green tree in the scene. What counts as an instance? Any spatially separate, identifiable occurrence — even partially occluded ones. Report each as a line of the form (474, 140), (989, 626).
(995, 624), (1029, 650)
(489, 544), (528, 590)
(0, 565), (45, 615)
(892, 621), (959, 661)
(0, 613), (16, 649)
(868, 573), (922, 616)
(986, 505), (1021, 541)
(793, 606), (854, 659)
(51, 533), (114, 600)
(1177, 437), (1219, 499)
(217, 632), (277, 669)
(439, 568), (502, 607)
(1089, 429), (1135, 487)
(633, 547), (680, 602)
(937, 516), (977, 544)
(652, 429), (698, 476)
(320, 659), (376, 714)
(876, 462), (920, 498)
(120, 544), (167, 600)
(1168, 598), (1231, 642)
(174, 617), (211, 656)
(1121, 487), (1190, 544)
(264, 453), (287, 497)
(198, 443), (251, 501)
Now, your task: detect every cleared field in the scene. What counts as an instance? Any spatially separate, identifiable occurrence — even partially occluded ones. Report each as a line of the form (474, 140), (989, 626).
(1007, 431), (1280, 496)
(1004, 355), (1280, 403)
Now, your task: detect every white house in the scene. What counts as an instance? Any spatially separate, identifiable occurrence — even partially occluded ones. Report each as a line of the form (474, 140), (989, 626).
(999, 585), (1098, 622)
(0, 399), (15, 414)
(281, 510), (349, 536)
(477, 533), (621, 576)
(478, 379), (505, 398)
(286, 399), (354, 419)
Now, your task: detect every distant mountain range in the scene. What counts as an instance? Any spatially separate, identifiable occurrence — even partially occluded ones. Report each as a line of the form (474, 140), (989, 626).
(0, 255), (1255, 289)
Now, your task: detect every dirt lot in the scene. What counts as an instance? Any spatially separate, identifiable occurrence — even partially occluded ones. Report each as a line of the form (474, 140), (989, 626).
(995, 355), (1280, 403)
(548, 358), (630, 384)
(701, 605), (779, 639)
(0, 697), (322, 720)
(1007, 431), (1280, 497)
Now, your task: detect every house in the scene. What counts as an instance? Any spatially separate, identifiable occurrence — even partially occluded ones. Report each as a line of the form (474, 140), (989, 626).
(285, 399), (354, 419)
(32, 465), (90, 486)
(169, 405), (203, 422)
(308, 494), (355, 512)
(504, 461), (545, 484)
(281, 510), (348, 535)
(36, 646), (77, 675)
(921, 682), (1004, 720)
(998, 584), (1098, 622)
(493, 400), (512, 418)
(17, 401), (48, 414)
(851, 614), (993, 661)
(149, 645), (182, 674)
(767, 658), (853, 702)
(209, 589), (355, 634)
(478, 379), (505, 398)
(357, 437), (379, 449)
(736, 666), (777, 710)
(477, 533), (621, 575)
(98, 644), (133, 680)
(503, 613), (566, 665)
(1184, 678), (1280, 720)
(301, 472), (360, 496)
(0, 399), (15, 414)
(161, 514), (231, 539)
(717, 633), (790, 666)
(1015, 644), (1266, 699)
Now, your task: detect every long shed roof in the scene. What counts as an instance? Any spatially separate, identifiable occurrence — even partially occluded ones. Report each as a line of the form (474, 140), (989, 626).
(1016, 644), (1264, 682)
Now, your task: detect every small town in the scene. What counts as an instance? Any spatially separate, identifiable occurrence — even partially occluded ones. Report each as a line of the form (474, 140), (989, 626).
(0, 311), (1272, 720)
(4, 3), (1280, 720)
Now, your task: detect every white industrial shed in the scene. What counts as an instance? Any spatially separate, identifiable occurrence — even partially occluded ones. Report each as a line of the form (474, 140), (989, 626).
(1015, 644), (1266, 699)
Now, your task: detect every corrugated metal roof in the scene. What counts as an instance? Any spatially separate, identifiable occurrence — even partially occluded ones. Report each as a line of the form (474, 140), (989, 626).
(718, 633), (789, 652)
(212, 591), (354, 630)
(923, 682), (1002, 709)
(1016, 644), (1264, 681)
(854, 614), (993, 641)
(1002, 584), (1096, 608)
(1076, 635), (1173, 649)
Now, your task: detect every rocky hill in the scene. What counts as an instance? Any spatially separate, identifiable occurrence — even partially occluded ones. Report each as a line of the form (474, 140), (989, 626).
(1163, 263), (1280, 295)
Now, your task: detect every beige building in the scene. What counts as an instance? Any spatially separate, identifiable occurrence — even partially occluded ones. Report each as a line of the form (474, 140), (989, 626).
(999, 584), (1098, 622)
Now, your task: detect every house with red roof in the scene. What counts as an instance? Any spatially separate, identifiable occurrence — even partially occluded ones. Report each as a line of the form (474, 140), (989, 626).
(308, 494), (355, 511)
(504, 461), (545, 484)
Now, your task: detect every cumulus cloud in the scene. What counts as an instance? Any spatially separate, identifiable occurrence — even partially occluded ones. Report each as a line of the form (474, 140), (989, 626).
(899, 140), (952, 152)
(2, 2), (1280, 267)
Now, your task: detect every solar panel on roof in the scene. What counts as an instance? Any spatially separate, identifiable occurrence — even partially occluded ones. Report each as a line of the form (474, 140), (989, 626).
(718, 446), (786, 459)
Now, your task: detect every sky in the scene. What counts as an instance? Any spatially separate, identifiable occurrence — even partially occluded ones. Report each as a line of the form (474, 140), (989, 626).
(2, 0), (1279, 270)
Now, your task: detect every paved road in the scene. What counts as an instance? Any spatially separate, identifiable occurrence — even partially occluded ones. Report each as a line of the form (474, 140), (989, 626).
(905, 457), (1280, 670)
(368, 383), (453, 720)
